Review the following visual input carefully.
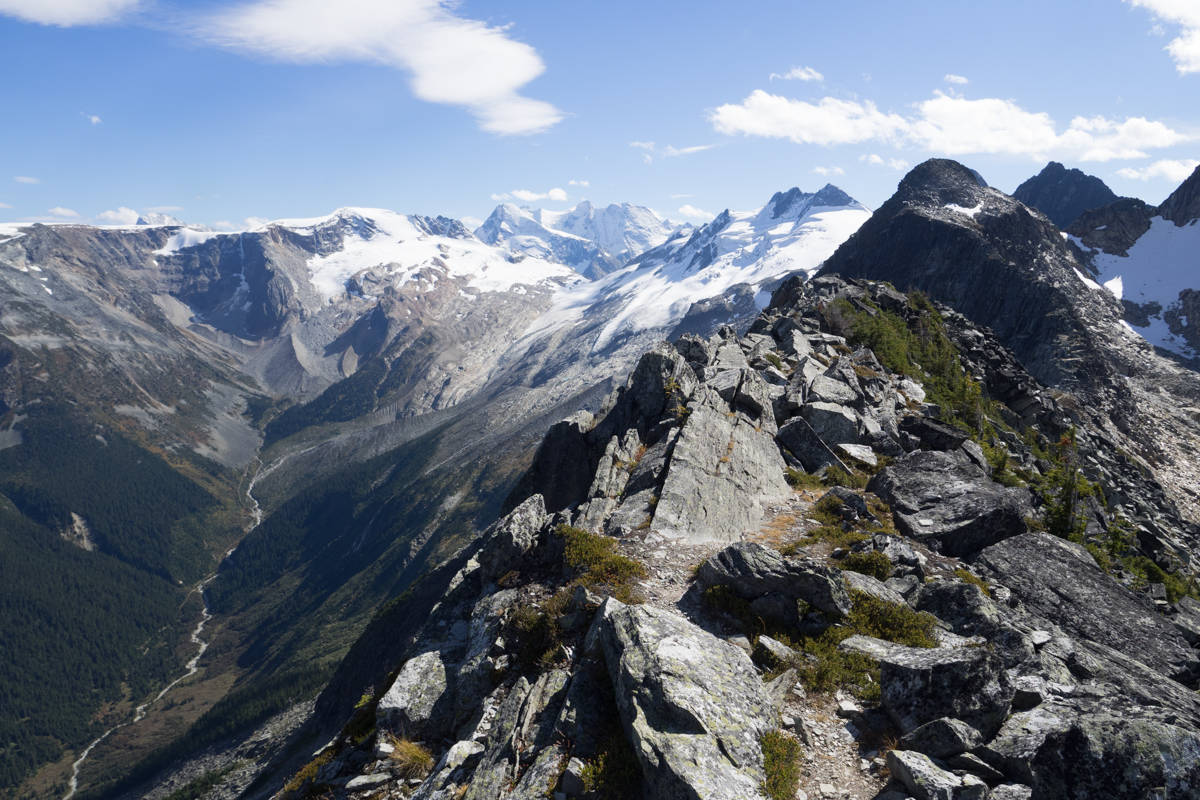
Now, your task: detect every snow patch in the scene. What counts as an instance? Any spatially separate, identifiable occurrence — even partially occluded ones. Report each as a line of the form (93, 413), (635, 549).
(154, 228), (222, 255)
(945, 203), (983, 218)
(1092, 215), (1200, 357)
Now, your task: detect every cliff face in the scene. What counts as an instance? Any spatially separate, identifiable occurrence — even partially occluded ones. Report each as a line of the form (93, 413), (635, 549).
(255, 278), (1200, 800)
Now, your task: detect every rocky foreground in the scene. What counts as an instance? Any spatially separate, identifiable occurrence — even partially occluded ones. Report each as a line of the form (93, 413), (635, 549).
(236, 277), (1200, 800)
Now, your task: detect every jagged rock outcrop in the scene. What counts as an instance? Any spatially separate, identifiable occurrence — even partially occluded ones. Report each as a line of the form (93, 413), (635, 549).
(263, 271), (1200, 800)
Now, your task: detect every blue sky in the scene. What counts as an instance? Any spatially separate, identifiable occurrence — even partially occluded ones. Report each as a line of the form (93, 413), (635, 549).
(1, 0), (1198, 229)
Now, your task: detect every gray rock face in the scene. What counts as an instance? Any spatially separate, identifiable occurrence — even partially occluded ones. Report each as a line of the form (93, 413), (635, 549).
(479, 494), (549, 581)
(775, 416), (850, 473)
(979, 700), (1200, 799)
(377, 650), (454, 740)
(868, 450), (1030, 556)
(899, 717), (983, 759)
(597, 600), (773, 800)
(976, 532), (1200, 684)
(802, 401), (862, 445)
(840, 635), (1013, 736)
(652, 387), (790, 543)
(886, 749), (988, 800)
(695, 541), (852, 617)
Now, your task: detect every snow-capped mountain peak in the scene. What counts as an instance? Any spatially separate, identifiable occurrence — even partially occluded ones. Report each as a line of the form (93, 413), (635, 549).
(476, 199), (679, 279)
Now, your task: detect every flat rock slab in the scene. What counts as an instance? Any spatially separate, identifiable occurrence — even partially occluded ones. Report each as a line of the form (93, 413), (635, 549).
(976, 532), (1200, 683)
(598, 600), (774, 800)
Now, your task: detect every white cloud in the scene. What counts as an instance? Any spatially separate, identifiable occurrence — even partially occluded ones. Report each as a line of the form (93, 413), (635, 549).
(677, 204), (715, 221)
(243, 216), (270, 228)
(568, 179), (589, 187)
(710, 91), (909, 146)
(631, 141), (713, 164)
(199, 0), (561, 135)
(662, 144), (714, 157)
(460, 215), (483, 229)
(1126, 0), (1200, 74)
(769, 65), (823, 82)
(858, 153), (909, 170)
(48, 206), (79, 218)
(712, 89), (1192, 162)
(0, 201), (10, 208)
(0, 0), (138, 26)
(944, 74), (969, 85)
(13, 176), (39, 184)
(97, 206), (139, 224)
(212, 220), (236, 230)
(492, 187), (568, 203)
(81, 112), (102, 125)
(812, 166), (845, 176)
(1116, 158), (1200, 181)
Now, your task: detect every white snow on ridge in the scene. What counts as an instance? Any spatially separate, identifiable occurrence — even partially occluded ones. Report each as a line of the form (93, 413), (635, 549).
(945, 202), (983, 218)
(292, 208), (577, 299)
(154, 228), (223, 255)
(526, 200), (871, 352)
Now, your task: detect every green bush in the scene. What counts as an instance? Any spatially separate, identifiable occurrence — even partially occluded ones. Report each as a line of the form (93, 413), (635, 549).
(558, 524), (647, 603)
(760, 730), (802, 800)
(785, 468), (825, 490)
(953, 568), (992, 598)
(841, 551), (892, 581)
(823, 465), (868, 489)
(579, 732), (643, 799)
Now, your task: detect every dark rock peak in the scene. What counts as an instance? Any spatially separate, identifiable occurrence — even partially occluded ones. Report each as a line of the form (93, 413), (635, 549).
(892, 158), (993, 210)
(1067, 197), (1157, 257)
(412, 214), (472, 239)
(1159, 162), (1200, 226)
(1012, 161), (1119, 229)
(767, 187), (809, 218)
(766, 184), (859, 220)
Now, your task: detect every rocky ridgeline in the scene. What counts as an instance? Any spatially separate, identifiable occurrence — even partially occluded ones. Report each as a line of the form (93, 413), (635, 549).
(278, 278), (1200, 800)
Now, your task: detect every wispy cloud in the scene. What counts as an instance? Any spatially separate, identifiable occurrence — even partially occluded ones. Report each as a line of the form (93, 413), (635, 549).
(197, 0), (562, 135)
(48, 206), (79, 218)
(711, 88), (1192, 162)
(97, 206), (139, 224)
(769, 66), (823, 82)
(812, 166), (845, 176)
(81, 112), (102, 125)
(0, 0), (139, 26)
(568, 179), (589, 187)
(677, 204), (715, 221)
(1116, 158), (1200, 181)
(670, 193), (693, 199)
(630, 141), (713, 164)
(1125, 0), (1200, 74)
(859, 153), (909, 170)
(491, 187), (568, 203)
(0, 201), (11, 209)
(662, 144), (714, 157)
(944, 73), (969, 85)
(13, 176), (39, 184)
